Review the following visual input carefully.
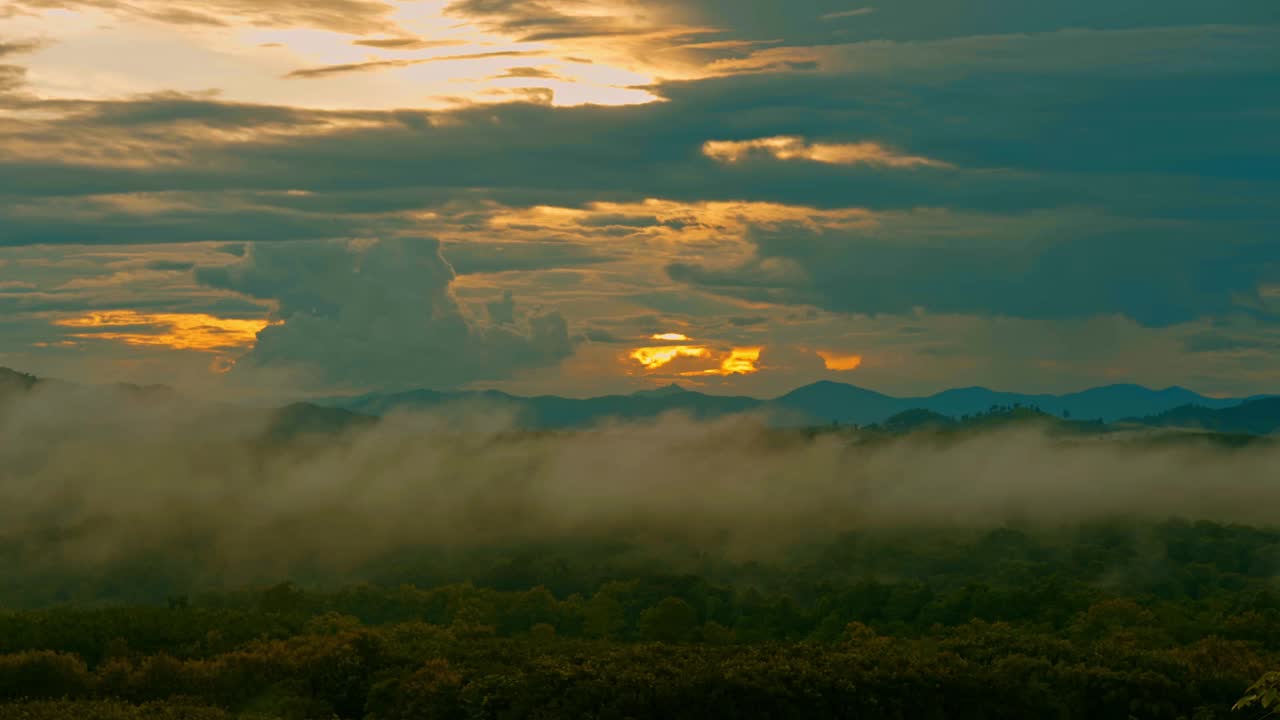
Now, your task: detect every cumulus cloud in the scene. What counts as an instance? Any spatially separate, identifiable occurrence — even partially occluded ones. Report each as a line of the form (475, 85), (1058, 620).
(196, 237), (574, 390)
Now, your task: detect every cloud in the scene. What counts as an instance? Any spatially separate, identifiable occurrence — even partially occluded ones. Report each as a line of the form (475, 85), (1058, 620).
(491, 65), (564, 80)
(285, 51), (543, 79)
(2, 15), (1278, 393)
(0, 192), (406, 246)
(143, 260), (196, 272)
(679, 0), (1275, 46)
(703, 136), (949, 167)
(195, 237), (574, 390)
(0, 40), (47, 57)
(9, 0), (404, 34)
(1182, 328), (1280, 355)
(818, 350), (863, 371)
(0, 38), (45, 97)
(55, 309), (273, 352)
(820, 8), (875, 21)
(442, 241), (615, 275)
(353, 37), (470, 50)
(667, 214), (1280, 327)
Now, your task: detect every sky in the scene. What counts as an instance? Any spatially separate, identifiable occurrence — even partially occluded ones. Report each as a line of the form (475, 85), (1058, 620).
(0, 0), (1277, 399)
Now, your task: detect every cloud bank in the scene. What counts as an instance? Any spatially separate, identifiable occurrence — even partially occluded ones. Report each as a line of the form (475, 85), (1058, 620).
(195, 237), (573, 390)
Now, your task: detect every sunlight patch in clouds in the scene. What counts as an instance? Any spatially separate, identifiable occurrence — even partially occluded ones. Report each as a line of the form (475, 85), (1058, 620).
(1, 1), (668, 109)
(488, 199), (878, 245)
(685, 346), (763, 376)
(629, 338), (763, 377)
(818, 350), (864, 371)
(629, 344), (711, 370)
(703, 136), (949, 168)
(56, 310), (274, 352)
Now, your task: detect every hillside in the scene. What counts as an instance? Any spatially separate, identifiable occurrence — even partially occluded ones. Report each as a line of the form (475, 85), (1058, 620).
(1129, 397), (1280, 436)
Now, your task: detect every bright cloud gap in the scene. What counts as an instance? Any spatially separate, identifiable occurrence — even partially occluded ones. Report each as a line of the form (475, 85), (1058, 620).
(702, 136), (950, 168)
(54, 311), (273, 352)
(818, 351), (864, 371)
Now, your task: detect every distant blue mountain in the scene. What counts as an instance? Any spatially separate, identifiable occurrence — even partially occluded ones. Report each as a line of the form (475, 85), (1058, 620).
(909, 384), (1241, 424)
(317, 380), (1269, 430)
(4, 366), (1268, 435)
(1124, 397), (1280, 436)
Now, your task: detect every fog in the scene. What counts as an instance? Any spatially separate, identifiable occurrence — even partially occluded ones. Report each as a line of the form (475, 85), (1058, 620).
(1, 381), (1278, 593)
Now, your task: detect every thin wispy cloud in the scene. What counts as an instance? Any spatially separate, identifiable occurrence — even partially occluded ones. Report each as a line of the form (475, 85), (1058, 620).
(285, 50), (545, 79)
(820, 7), (875, 20)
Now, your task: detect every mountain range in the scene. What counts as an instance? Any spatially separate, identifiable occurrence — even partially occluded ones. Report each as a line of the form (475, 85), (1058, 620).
(3, 367), (1277, 436)
(319, 378), (1276, 432)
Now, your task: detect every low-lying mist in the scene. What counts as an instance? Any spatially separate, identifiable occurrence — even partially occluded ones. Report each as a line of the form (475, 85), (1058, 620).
(1, 382), (1278, 600)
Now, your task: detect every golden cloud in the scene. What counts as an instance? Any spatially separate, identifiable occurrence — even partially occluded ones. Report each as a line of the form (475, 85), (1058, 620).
(629, 344), (711, 370)
(628, 342), (763, 376)
(818, 350), (863, 371)
(687, 346), (762, 376)
(703, 136), (950, 168)
(56, 310), (275, 352)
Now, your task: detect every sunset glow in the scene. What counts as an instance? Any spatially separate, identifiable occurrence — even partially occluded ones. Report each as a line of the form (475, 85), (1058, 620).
(629, 344), (763, 376)
(688, 347), (763, 376)
(629, 345), (711, 370)
(703, 137), (949, 168)
(818, 351), (864, 372)
(56, 311), (274, 352)
(651, 333), (691, 341)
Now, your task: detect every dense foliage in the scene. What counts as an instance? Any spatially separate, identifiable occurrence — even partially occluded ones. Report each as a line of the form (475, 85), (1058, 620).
(1, 519), (1278, 719)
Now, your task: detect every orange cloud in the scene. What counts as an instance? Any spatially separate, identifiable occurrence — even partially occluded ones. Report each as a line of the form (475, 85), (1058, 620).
(56, 311), (275, 352)
(696, 346), (763, 376)
(818, 351), (864, 371)
(629, 345), (711, 370)
(703, 136), (949, 168)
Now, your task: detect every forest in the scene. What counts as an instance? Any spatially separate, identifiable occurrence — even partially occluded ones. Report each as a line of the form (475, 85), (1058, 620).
(3, 519), (1280, 719)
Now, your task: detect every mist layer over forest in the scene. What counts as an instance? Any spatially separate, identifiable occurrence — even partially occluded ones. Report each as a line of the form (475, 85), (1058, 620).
(2, 381), (1278, 605)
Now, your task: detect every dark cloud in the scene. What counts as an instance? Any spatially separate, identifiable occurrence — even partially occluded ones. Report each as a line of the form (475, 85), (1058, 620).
(286, 51), (544, 79)
(491, 66), (563, 80)
(353, 37), (468, 50)
(0, 38), (45, 97)
(1182, 330), (1280, 354)
(444, 0), (706, 43)
(683, 0), (1279, 44)
(195, 238), (574, 390)
(0, 198), (404, 246)
(0, 66), (25, 95)
(667, 217), (1280, 327)
(285, 59), (419, 79)
(583, 328), (623, 343)
(443, 241), (615, 275)
(0, 40), (47, 57)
